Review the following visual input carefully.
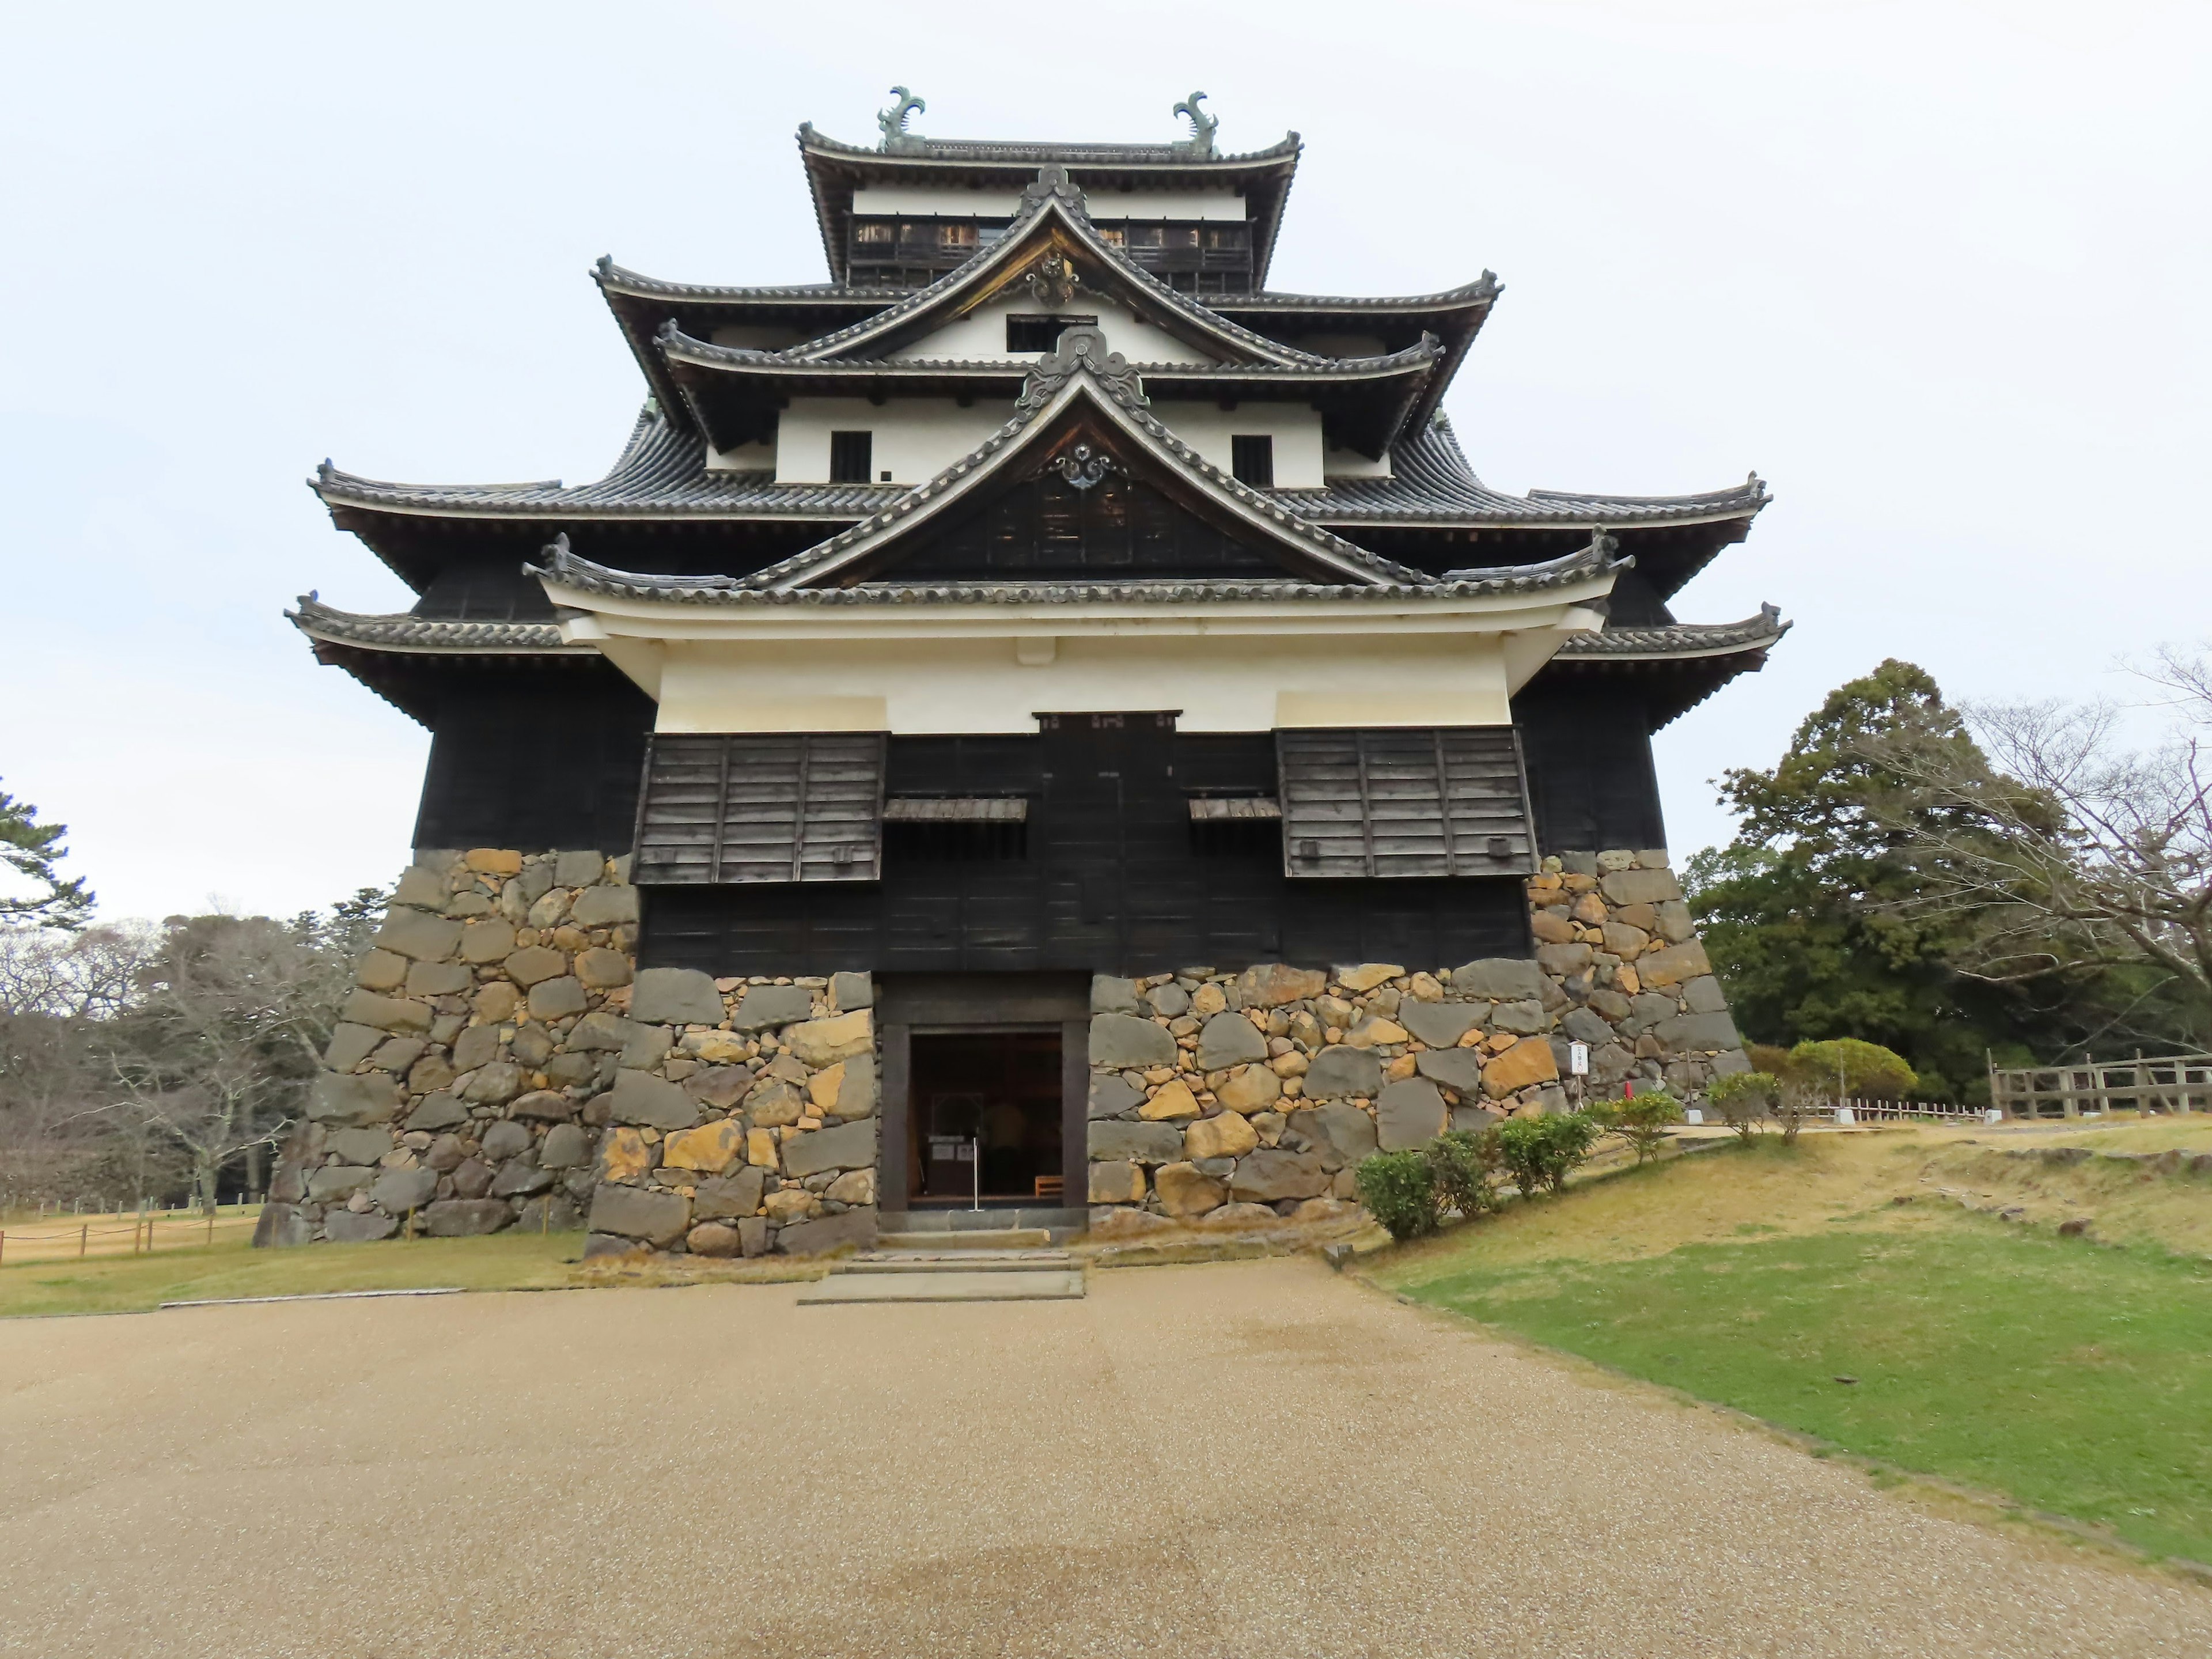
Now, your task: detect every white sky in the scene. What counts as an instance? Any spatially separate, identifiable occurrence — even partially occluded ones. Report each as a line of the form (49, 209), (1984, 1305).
(2, 1), (2206, 923)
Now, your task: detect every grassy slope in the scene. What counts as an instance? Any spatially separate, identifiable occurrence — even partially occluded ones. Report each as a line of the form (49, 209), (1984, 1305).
(1380, 1134), (2212, 1567)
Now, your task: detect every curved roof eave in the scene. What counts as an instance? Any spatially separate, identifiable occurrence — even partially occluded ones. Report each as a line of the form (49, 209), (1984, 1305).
(287, 596), (586, 655)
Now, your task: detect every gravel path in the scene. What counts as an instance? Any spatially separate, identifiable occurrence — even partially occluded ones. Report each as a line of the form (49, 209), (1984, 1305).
(2, 1257), (2206, 1656)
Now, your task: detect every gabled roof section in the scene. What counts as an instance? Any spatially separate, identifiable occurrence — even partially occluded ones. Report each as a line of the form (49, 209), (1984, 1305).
(797, 118), (1302, 285)
(1212, 277), (1500, 429)
(287, 594), (584, 654)
(783, 169), (1334, 371)
(1540, 605), (1791, 729)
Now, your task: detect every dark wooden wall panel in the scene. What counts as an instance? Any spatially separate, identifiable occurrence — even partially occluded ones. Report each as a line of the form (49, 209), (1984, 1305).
(1513, 680), (1667, 854)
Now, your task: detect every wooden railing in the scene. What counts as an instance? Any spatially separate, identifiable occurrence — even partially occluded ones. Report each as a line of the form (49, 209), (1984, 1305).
(1990, 1055), (2212, 1119)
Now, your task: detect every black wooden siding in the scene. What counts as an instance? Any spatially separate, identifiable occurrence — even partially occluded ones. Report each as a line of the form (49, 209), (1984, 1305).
(1513, 679), (1667, 854)
(1277, 727), (1535, 878)
(893, 468), (1285, 581)
(639, 720), (1530, 977)
(634, 733), (886, 884)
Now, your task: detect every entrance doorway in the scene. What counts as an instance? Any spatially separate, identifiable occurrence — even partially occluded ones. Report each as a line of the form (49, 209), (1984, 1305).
(907, 1032), (1064, 1207)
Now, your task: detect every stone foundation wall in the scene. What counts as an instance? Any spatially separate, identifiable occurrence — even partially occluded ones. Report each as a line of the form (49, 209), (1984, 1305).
(1082, 849), (1746, 1226)
(257, 849), (880, 1258)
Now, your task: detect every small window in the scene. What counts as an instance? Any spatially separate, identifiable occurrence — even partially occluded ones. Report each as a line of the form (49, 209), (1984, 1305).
(1231, 435), (1275, 488)
(1006, 313), (1099, 354)
(829, 431), (873, 484)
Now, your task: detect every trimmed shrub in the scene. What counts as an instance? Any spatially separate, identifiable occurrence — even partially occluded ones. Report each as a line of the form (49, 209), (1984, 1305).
(1593, 1088), (1684, 1164)
(1496, 1111), (1603, 1197)
(1425, 1127), (1501, 1219)
(1709, 1070), (1779, 1142)
(1355, 1149), (1442, 1241)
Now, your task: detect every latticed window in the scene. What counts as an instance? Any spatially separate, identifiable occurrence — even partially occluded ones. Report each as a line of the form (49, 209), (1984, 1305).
(829, 431), (873, 484)
(1276, 728), (1535, 878)
(1231, 435), (1275, 487)
(633, 734), (886, 884)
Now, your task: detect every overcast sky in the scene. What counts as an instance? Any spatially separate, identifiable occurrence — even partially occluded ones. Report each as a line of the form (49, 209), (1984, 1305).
(3, 1), (2205, 923)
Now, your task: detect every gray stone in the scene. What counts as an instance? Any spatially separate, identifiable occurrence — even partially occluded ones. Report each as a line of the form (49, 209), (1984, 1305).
(509, 1089), (575, 1121)
(565, 1011), (636, 1052)
(369, 1168), (438, 1214)
(544, 1052), (597, 1088)
(517, 860), (555, 903)
(830, 971), (873, 1011)
(587, 1183), (688, 1245)
(1451, 1104), (1502, 1134)
(1556, 851), (1597, 876)
(1654, 1010), (1741, 1052)
(405, 1092), (469, 1132)
(693, 1167), (767, 1220)
(1195, 1012), (1270, 1071)
(1630, 993), (1680, 1024)
(463, 1062), (524, 1104)
(1493, 999), (1550, 1035)
(686, 1065), (754, 1111)
(1399, 1001), (1480, 1050)
(1088, 1073), (1144, 1119)
(630, 967), (724, 1026)
(509, 1023), (555, 1067)
(339, 991), (433, 1035)
(518, 1191), (582, 1233)
(323, 1022), (383, 1073)
(424, 1134), (467, 1173)
(306, 1165), (376, 1202)
(306, 1071), (402, 1126)
(570, 885), (639, 927)
(528, 976), (588, 1021)
(1592, 1043), (1636, 1084)
(1596, 849), (1637, 872)
(608, 1070), (698, 1131)
(449, 1158), (493, 1199)
(323, 1211), (397, 1243)
(826, 1053), (877, 1119)
(1146, 983), (1192, 1018)
(1560, 1007), (1616, 1047)
(1450, 958), (1546, 1001)
(1637, 849), (1671, 869)
(480, 1119), (532, 1161)
(392, 865), (448, 909)
(775, 1207), (877, 1256)
(1300, 1103), (1378, 1166)
(1682, 975), (1730, 1015)
(369, 1037), (427, 1075)
(490, 1160), (554, 1198)
(582, 1232), (637, 1259)
(1711, 1048), (1752, 1077)
(404, 960), (472, 998)
(1587, 988), (1633, 1021)
(618, 1026), (673, 1070)
(555, 850), (605, 887)
(539, 1123), (590, 1168)
(1090, 975), (1141, 1015)
(1656, 900), (1696, 944)
(452, 1025), (502, 1072)
(730, 984), (815, 1031)
(1304, 1046), (1382, 1100)
(374, 906), (463, 963)
(1414, 1049), (1486, 1094)
(502, 946), (566, 988)
(1600, 867), (1683, 906)
(251, 1202), (312, 1249)
(1088, 1120), (1187, 1164)
(1089, 1013), (1176, 1068)
(1228, 1149), (1331, 1203)
(1376, 1078), (1449, 1150)
(423, 1198), (515, 1237)
(1535, 942), (1594, 977)
(738, 1215), (772, 1256)
(782, 1118), (876, 1178)
(459, 919), (517, 964)
(325, 1127), (393, 1166)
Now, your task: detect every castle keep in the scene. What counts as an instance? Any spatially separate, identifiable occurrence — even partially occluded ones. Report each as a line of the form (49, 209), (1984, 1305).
(265, 97), (1782, 1254)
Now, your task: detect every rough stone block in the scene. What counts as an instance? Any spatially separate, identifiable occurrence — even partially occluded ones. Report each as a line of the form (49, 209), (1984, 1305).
(1335, 963), (1405, 994)
(785, 1010), (873, 1066)
(1376, 1078), (1449, 1150)
(502, 946), (567, 988)
(1154, 1161), (1225, 1218)
(609, 1070), (698, 1131)
(323, 1211), (397, 1244)
(459, 919), (518, 964)
(775, 1207), (877, 1256)
(575, 948), (632, 989)
(782, 1118), (876, 1178)
(416, 1196), (509, 1237)
(745, 1078), (805, 1127)
(730, 984), (815, 1031)
(817, 970), (870, 1013)
(392, 865), (448, 909)
(324, 1022), (384, 1073)
(252, 1202), (312, 1249)
(507, 1089), (574, 1122)
(1299, 1102), (1378, 1165)
(370, 1168), (438, 1214)
(1304, 1046), (1382, 1101)
(355, 949), (409, 993)
(1215, 1065), (1281, 1114)
(1089, 1160), (1145, 1204)
(1654, 1010), (1741, 1053)
(404, 1092), (468, 1132)
(306, 1166), (376, 1202)
(527, 975), (588, 1021)
(325, 1127), (393, 1166)
(1450, 958), (1546, 1001)
(1711, 1048), (1752, 1078)
(571, 885), (639, 927)
(1398, 1001), (1480, 1050)
(693, 1167), (767, 1220)
(1637, 941), (1712, 989)
(1598, 866), (1683, 906)
(1533, 942), (1595, 977)
(551, 850), (602, 887)
(827, 1168), (875, 1205)
(340, 991), (432, 1035)
(449, 1026), (498, 1074)
(402, 960), (471, 999)
(1185, 1111), (1258, 1161)
(687, 1222), (741, 1257)
(1560, 1007), (1615, 1047)
(1414, 1049), (1486, 1094)
(1196, 1012), (1270, 1071)
(1237, 963), (1328, 1008)
(1138, 1080), (1201, 1120)
(1492, 999), (1550, 1035)
(630, 967), (724, 1027)
(374, 907), (462, 963)
(1483, 1038), (1560, 1097)
(462, 1062), (524, 1104)
(662, 1118), (745, 1174)
(566, 1010), (636, 1052)
(1088, 1120), (1185, 1164)
(810, 1054), (877, 1119)
(1090, 975), (1141, 1015)
(1529, 910), (1577, 945)
(539, 1122), (590, 1168)
(1146, 982), (1192, 1018)
(1228, 1149), (1330, 1203)
(306, 1071), (402, 1126)
(587, 1183), (687, 1245)
(1089, 1013), (1176, 1068)
(489, 1160), (554, 1198)
(371, 1037), (426, 1077)
(685, 1065), (753, 1111)
(1088, 1073), (1144, 1119)
(1682, 975), (1729, 1014)
(475, 1119), (527, 1161)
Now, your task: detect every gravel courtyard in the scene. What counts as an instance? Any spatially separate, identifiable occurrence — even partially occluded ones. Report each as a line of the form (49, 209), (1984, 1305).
(3, 1257), (2207, 1657)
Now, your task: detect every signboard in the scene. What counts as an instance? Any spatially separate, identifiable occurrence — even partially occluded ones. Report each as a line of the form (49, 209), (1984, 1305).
(1568, 1041), (1590, 1077)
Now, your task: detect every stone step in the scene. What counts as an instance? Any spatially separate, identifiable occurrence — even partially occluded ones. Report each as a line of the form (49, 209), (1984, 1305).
(876, 1228), (1056, 1251)
(878, 1207), (1089, 1234)
(796, 1268), (1085, 1305)
(833, 1251), (1073, 1275)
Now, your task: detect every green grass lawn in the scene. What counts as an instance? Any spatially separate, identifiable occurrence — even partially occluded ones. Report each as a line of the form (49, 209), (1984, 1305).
(1389, 1152), (2212, 1567)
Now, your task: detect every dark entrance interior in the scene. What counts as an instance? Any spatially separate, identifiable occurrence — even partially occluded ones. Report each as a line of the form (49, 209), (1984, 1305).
(907, 1032), (1065, 1207)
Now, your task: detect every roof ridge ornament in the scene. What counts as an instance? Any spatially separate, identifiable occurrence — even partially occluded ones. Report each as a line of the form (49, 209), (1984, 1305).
(1171, 92), (1218, 157)
(1019, 165), (1086, 212)
(877, 87), (926, 153)
(1022, 249), (1082, 308)
(1017, 325), (1146, 411)
(1050, 443), (1114, 491)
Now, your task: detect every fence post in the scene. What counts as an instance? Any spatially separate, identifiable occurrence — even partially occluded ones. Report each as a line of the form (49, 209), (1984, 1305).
(78, 1224), (88, 1259)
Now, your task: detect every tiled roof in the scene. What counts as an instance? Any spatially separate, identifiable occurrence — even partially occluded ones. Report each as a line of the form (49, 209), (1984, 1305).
(1213, 277), (1500, 315)
(658, 328), (1442, 383)
(1555, 606), (1789, 659)
(797, 124), (1302, 169)
(287, 595), (585, 653)
(593, 260), (909, 306)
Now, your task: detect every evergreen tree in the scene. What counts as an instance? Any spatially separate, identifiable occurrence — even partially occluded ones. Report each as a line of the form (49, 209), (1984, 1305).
(0, 780), (93, 930)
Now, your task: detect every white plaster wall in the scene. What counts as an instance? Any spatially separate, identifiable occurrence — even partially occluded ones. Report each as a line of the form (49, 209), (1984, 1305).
(652, 631), (1514, 736)
(852, 184), (1247, 220)
(1324, 445), (1394, 479)
(776, 398), (1013, 484)
(897, 293), (1214, 365)
(1150, 403), (1327, 489)
(705, 440), (776, 474)
(709, 324), (810, 350)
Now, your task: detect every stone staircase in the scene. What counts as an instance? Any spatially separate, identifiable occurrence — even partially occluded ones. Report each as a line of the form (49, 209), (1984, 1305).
(795, 1243), (1085, 1305)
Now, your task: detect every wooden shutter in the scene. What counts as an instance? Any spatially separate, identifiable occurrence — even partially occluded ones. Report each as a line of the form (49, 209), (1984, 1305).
(633, 733), (885, 885)
(1277, 727), (1535, 879)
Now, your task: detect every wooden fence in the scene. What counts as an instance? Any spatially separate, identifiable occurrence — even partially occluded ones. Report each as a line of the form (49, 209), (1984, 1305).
(1681, 1097), (1993, 1127)
(1990, 1054), (2212, 1119)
